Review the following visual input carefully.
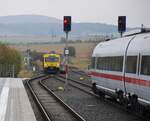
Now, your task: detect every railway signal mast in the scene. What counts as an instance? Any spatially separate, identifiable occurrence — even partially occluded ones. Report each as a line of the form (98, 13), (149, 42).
(63, 16), (71, 90)
(118, 16), (126, 37)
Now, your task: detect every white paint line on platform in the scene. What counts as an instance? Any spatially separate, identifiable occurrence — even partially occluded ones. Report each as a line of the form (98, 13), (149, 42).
(0, 80), (9, 121)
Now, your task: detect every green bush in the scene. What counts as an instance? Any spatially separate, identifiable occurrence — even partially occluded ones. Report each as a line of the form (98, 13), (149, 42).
(0, 43), (21, 77)
(68, 46), (76, 57)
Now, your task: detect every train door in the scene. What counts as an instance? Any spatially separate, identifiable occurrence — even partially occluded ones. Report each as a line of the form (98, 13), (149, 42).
(123, 54), (139, 96)
(138, 53), (150, 102)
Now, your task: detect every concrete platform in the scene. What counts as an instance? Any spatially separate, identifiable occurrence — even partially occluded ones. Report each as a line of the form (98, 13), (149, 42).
(0, 78), (37, 121)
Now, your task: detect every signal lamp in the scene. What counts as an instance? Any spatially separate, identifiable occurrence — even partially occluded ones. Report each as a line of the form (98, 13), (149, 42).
(63, 16), (71, 32)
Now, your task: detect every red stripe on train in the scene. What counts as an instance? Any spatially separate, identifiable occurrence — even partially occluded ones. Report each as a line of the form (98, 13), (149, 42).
(90, 71), (150, 87)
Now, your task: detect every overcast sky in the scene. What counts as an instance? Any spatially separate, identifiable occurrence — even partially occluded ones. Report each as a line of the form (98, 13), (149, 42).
(0, 0), (149, 27)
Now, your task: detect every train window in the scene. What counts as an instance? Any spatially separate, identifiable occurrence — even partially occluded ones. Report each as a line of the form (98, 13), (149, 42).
(91, 57), (96, 69)
(126, 56), (137, 73)
(45, 56), (59, 62)
(141, 56), (150, 75)
(111, 56), (123, 71)
(97, 56), (123, 72)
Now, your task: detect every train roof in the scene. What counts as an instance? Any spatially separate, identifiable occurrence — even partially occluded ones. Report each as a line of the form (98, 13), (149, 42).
(92, 32), (150, 57)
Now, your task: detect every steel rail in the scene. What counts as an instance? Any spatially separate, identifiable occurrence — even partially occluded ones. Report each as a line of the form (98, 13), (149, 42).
(26, 75), (52, 121)
(27, 74), (86, 121)
(40, 79), (86, 121)
(59, 74), (91, 88)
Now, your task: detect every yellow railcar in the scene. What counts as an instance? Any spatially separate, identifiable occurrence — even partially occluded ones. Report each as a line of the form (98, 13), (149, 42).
(43, 53), (61, 73)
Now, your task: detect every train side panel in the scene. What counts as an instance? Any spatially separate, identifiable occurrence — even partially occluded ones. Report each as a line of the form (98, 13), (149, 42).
(91, 70), (125, 93)
(90, 32), (150, 106)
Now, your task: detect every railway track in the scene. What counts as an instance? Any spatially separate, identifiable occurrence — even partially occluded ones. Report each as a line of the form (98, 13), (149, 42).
(69, 68), (87, 76)
(69, 68), (92, 85)
(26, 75), (86, 121)
(58, 71), (93, 94)
(25, 72), (149, 121)
(54, 74), (149, 121)
(43, 75), (144, 121)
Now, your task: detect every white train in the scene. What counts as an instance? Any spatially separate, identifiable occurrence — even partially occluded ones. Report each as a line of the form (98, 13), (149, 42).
(89, 29), (150, 108)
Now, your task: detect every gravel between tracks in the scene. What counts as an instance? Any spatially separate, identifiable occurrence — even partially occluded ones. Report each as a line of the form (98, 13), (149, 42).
(43, 77), (144, 121)
(68, 72), (92, 86)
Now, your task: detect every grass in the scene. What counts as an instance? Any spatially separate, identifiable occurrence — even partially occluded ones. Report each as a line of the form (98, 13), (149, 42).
(18, 69), (37, 78)
(10, 42), (96, 70)
(70, 57), (91, 69)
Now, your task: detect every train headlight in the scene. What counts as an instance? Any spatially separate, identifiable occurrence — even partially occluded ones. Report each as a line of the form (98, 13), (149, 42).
(44, 63), (47, 67)
(80, 77), (84, 80)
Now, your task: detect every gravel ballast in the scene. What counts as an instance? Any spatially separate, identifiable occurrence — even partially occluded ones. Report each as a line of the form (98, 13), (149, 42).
(43, 77), (144, 121)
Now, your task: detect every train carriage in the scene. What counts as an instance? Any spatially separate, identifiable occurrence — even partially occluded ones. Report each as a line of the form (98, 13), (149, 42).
(89, 30), (150, 107)
(43, 53), (61, 74)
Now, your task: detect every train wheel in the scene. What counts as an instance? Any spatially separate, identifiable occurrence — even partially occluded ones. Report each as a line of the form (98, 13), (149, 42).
(127, 94), (138, 111)
(98, 91), (105, 98)
(117, 90), (124, 104)
(92, 83), (97, 94)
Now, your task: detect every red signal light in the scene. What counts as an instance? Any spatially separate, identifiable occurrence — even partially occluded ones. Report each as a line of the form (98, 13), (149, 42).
(64, 19), (68, 25)
(63, 16), (71, 32)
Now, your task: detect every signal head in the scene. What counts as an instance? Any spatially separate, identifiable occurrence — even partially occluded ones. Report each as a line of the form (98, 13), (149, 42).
(118, 16), (126, 33)
(63, 16), (71, 32)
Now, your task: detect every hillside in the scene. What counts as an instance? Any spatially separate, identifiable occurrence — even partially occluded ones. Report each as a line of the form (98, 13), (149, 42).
(0, 15), (61, 24)
(0, 15), (119, 36)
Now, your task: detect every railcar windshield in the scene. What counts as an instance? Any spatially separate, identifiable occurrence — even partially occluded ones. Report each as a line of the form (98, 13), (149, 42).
(45, 56), (59, 62)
